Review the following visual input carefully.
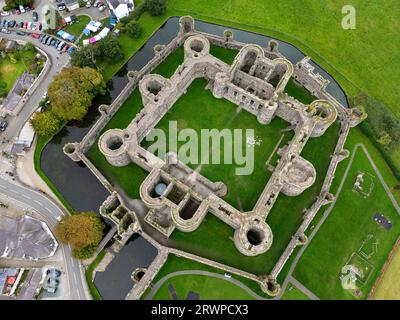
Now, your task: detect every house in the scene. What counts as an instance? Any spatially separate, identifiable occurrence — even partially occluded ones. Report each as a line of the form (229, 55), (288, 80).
(1, 72), (34, 114)
(64, 0), (79, 11)
(0, 39), (17, 53)
(107, 0), (134, 20)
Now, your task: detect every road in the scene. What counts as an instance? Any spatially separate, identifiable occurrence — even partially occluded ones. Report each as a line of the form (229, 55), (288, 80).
(0, 29), (88, 299)
(0, 31), (69, 142)
(0, 177), (88, 300)
(144, 270), (268, 300)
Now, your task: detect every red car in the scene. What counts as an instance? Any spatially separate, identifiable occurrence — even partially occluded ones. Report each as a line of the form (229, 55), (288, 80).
(23, 22), (28, 29)
(28, 3), (34, 10)
(15, 9), (21, 15)
(30, 33), (40, 39)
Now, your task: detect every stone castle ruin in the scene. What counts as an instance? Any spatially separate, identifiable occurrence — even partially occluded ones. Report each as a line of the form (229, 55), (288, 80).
(64, 16), (366, 297)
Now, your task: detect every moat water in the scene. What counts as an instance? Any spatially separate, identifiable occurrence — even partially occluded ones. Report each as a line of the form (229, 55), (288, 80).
(40, 16), (349, 212)
(93, 233), (158, 299)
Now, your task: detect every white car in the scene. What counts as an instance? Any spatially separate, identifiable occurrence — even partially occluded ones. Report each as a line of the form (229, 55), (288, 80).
(98, 4), (106, 11)
(86, 2), (91, 8)
(0, 11), (10, 16)
(19, 5), (26, 13)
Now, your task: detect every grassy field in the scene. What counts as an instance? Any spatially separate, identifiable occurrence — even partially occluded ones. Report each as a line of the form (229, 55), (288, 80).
(293, 141), (400, 299)
(63, 15), (91, 38)
(280, 283), (311, 300)
(85, 250), (106, 300)
(0, 57), (26, 94)
(100, 1), (399, 117)
(0, 49), (37, 95)
(372, 242), (400, 300)
(152, 274), (256, 300)
(142, 254), (270, 299)
(142, 77), (293, 211)
(169, 120), (339, 275)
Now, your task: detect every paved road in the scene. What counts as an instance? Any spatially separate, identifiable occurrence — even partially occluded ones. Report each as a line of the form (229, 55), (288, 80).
(144, 270), (267, 300)
(0, 177), (88, 299)
(0, 31), (69, 142)
(277, 143), (400, 298)
(288, 276), (319, 300)
(0, 31), (86, 299)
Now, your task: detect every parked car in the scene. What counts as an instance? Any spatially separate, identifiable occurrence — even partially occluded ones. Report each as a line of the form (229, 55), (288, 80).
(31, 33), (40, 39)
(19, 5), (25, 14)
(18, 21), (24, 28)
(57, 4), (66, 11)
(86, 2), (91, 8)
(46, 37), (53, 45)
(15, 9), (21, 15)
(0, 119), (8, 132)
(0, 11), (10, 16)
(63, 44), (70, 52)
(94, 0), (100, 7)
(35, 22), (42, 31)
(57, 41), (65, 50)
(32, 12), (38, 22)
(23, 22), (28, 29)
(98, 5), (106, 12)
(8, 20), (16, 27)
(1, 20), (7, 27)
(1, 28), (11, 34)
(16, 30), (26, 36)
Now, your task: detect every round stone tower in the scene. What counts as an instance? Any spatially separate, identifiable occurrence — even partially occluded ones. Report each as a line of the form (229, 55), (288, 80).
(234, 215), (273, 256)
(281, 156), (316, 196)
(212, 72), (228, 99)
(183, 34), (210, 60)
(63, 142), (81, 162)
(98, 129), (131, 167)
(179, 16), (194, 35)
(308, 100), (337, 137)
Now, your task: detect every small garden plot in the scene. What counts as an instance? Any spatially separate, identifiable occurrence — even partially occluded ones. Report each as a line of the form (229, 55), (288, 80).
(352, 170), (375, 198)
(358, 234), (378, 260)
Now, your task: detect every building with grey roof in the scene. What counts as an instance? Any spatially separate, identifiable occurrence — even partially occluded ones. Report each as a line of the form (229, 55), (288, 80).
(0, 215), (58, 260)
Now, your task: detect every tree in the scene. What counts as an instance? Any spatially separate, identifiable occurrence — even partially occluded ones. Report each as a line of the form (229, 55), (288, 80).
(71, 46), (97, 68)
(144, 0), (166, 16)
(126, 21), (142, 39)
(95, 36), (124, 62)
(71, 37), (124, 68)
(22, 42), (36, 53)
(55, 212), (104, 259)
(30, 111), (63, 136)
(5, 0), (31, 10)
(48, 67), (106, 121)
(0, 81), (7, 97)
